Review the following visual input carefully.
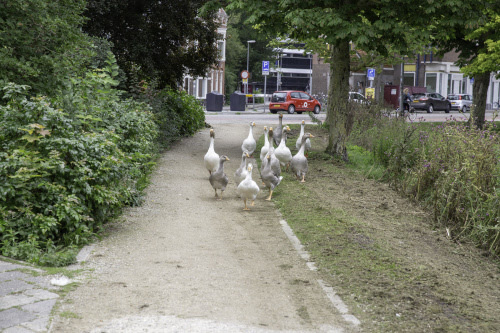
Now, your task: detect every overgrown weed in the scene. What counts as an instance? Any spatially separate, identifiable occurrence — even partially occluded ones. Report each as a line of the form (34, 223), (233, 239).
(350, 109), (500, 256)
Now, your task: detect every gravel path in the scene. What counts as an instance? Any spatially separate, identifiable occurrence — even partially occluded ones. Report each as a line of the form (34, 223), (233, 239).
(49, 123), (355, 332)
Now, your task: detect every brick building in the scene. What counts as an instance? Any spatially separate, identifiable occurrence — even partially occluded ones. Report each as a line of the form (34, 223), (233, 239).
(182, 8), (227, 101)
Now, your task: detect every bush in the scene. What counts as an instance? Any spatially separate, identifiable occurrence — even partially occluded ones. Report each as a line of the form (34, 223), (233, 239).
(137, 86), (205, 148)
(0, 65), (158, 264)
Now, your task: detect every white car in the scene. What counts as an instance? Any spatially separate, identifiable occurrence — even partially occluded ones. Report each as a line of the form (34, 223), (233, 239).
(349, 92), (368, 104)
(447, 94), (472, 112)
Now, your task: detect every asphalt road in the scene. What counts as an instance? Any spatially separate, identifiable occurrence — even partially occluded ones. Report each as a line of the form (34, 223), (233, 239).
(206, 106), (499, 125)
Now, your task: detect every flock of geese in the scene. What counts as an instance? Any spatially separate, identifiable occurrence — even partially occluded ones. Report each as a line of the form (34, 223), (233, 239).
(204, 113), (314, 211)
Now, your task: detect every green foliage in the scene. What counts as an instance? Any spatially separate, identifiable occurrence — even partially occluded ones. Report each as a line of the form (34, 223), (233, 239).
(349, 114), (500, 256)
(0, 0), (92, 96)
(223, 9), (275, 100)
(141, 87), (206, 148)
(461, 13), (500, 79)
(0, 61), (158, 264)
(83, 0), (220, 88)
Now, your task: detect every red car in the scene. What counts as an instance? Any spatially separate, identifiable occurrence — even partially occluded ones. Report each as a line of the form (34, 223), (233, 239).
(269, 91), (321, 114)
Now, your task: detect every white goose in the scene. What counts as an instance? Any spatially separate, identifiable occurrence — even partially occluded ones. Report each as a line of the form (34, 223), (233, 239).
(260, 127), (280, 178)
(291, 133), (315, 182)
(234, 151), (250, 186)
(259, 126), (270, 161)
(237, 163), (260, 210)
(275, 126), (292, 170)
(241, 122), (257, 156)
(204, 129), (219, 175)
(273, 113), (284, 147)
(295, 120), (311, 154)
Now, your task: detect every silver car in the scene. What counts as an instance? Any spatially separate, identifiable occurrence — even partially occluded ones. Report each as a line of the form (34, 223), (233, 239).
(447, 94), (472, 112)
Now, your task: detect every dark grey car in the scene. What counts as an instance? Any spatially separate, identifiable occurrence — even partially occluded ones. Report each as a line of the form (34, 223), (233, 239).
(411, 92), (451, 113)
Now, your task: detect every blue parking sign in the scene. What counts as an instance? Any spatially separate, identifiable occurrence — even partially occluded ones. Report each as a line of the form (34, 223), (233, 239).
(367, 68), (375, 80)
(262, 61), (269, 71)
(262, 61), (270, 76)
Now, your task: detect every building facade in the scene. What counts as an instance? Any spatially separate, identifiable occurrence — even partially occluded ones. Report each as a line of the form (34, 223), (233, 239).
(308, 47), (500, 109)
(182, 8), (227, 101)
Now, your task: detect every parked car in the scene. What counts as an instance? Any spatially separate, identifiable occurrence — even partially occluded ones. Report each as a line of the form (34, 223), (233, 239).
(269, 91), (321, 114)
(349, 92), (368, 104)
(411, 92), (451, 113)
(447, 94), (473, 112)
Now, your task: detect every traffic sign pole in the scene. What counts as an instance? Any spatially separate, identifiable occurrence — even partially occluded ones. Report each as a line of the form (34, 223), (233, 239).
(262, 61), (269, 112)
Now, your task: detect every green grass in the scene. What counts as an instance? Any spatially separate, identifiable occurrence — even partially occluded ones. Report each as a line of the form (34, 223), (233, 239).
(254, 122), (500, 332)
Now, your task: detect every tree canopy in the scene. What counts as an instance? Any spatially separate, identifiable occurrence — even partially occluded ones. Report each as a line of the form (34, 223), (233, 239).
(0, 0), (92, 95)
(432, 0), (500, 129)
(223, 9), (275, 98)
(226, 0), (500, 156)
(83, 0), (221, 89)
(226, 0), (442, 160)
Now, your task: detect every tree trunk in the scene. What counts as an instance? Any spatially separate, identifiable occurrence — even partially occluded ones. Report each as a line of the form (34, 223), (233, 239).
(325, 39), (351, 162)
(470, 72), (490, 130)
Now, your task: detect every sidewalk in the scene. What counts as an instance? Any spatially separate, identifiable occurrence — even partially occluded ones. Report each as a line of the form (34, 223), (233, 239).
(0, 247), (92, 332)
(0, 260), (59, 332)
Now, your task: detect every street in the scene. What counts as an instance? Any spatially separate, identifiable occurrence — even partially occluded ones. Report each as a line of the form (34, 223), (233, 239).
(206, 106), (500, 125)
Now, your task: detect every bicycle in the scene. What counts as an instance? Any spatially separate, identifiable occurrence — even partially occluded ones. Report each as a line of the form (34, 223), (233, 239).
(394, 104), (417, 121)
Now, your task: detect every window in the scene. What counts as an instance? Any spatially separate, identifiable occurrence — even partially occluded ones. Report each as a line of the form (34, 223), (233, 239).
(425, 73), (437, 92)
(217, 41), (225, 60)
(290, 92), (301, 99)
(403, 72), (415, 86)
(271, 92), (287, 102)
(300, 92), (311, 99)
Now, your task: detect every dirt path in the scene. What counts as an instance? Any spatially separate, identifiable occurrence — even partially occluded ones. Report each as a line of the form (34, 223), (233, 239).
(49, 124), (355, 332)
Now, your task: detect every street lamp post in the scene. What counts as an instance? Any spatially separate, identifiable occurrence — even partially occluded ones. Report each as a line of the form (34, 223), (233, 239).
(246, 40), (256, 98)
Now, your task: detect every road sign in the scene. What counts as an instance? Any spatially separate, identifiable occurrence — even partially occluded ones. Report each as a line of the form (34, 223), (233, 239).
(241, 70), (249, 79)
(262, 61), (270, 75)
(367, 68), (375, 81)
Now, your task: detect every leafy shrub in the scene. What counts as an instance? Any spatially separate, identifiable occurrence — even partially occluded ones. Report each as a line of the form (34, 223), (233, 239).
(0, 63), (158, 264)
(144, 87), (205, 148)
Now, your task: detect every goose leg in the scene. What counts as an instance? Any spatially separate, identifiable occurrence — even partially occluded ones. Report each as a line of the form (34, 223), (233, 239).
(251, 200), (255, 206)
(218, 190), (224, 200)
(214, 189), (218, 198)
(243, 199), (250, 211)
(265, 189), (273, 201)
(301, 174), (306, 183)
